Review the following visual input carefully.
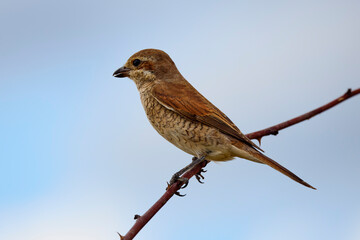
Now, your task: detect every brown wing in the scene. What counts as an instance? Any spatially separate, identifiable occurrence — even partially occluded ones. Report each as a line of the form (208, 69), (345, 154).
(151, 81), (263, 152)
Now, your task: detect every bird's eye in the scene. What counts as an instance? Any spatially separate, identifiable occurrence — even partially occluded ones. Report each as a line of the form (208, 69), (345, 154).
(132, 59), (141, 67)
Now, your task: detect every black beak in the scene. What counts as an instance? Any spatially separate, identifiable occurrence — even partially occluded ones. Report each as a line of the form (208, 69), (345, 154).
(113, 66), (131, 78)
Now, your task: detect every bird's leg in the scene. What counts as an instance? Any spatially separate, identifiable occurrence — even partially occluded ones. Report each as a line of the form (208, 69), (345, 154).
(168, 156), (206, 188)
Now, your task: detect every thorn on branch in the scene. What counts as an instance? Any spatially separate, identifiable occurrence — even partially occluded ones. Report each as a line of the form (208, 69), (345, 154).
(256, 137), (262, 146)
(270, 129), (279, 136)
(346, 88), (352, 95)
(117, 232), (125, 240)
(339, 88), (353, 102)
(134, 214), (141, 220)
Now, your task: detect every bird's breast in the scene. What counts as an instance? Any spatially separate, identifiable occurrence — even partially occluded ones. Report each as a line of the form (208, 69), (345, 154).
(139, 92), (235, 161)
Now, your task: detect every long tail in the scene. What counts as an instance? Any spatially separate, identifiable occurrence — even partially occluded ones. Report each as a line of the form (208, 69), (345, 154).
(250, 150), (316, 189)
(232, 141), (316, 189)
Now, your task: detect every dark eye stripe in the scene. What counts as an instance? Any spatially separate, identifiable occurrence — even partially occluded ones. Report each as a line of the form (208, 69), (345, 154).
(133, 59), (141, 67)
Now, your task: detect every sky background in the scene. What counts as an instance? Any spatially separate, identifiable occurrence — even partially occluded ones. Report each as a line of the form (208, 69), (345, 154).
(1, 0), (360, 239)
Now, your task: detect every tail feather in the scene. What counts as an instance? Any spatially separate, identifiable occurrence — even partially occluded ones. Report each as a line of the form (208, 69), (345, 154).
(250, 151), (316, 190)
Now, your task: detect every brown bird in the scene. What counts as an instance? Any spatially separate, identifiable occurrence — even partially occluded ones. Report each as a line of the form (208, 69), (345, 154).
(113, 49), (315, 190)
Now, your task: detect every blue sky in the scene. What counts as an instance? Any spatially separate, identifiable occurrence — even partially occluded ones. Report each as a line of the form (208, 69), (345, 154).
(1, 1), (360, 239)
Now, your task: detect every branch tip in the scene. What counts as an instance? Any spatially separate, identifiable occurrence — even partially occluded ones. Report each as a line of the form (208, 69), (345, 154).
(246, 88), (360, 140)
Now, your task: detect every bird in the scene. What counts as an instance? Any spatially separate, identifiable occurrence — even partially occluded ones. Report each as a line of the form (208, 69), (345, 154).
(113, 49), (315, 190)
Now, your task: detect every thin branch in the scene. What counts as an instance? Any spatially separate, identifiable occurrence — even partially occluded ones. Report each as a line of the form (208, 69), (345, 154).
(119, 88), (360, 240)
(120, 160), (208, 240)
(246, 88), (360, 142)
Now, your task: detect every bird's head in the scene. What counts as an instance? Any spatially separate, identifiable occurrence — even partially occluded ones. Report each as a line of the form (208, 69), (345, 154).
(113, 49), (181, 86)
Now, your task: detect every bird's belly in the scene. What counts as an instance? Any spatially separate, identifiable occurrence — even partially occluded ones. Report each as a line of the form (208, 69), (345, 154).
(142, 95), (235, 161)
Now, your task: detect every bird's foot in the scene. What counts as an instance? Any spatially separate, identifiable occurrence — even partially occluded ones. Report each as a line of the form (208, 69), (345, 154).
(166, 175), (189, 197)
(192, 156), (207, 183)
(166, 155), (207, 197)
(168, 173), (189, 188)
(195, 168), (207, 184)
(174, 190), (186, 197)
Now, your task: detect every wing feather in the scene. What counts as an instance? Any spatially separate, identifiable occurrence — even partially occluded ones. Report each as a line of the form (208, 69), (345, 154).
(151, 81), (263, 152)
